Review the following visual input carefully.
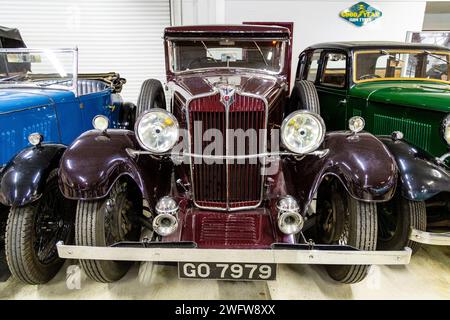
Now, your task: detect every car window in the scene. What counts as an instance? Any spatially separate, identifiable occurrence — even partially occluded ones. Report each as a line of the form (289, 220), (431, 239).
(354, 50), (450, 82)
(305, 51), (321, 82)
(321, 52), (346, 87)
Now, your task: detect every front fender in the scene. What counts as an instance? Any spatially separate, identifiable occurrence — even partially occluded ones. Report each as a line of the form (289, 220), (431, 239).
(59, 129), (172, 207)
(284, 132), (397, 213)
(0, 144), (66, 207)
(379, 136), (450, 201)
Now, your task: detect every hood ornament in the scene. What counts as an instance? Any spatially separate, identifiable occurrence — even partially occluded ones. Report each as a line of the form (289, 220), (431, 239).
(219, 85), (236, 109)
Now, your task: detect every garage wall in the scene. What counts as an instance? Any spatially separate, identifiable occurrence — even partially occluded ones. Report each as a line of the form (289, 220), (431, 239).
(423, 1), (450, 30)
(0, 0), (171, 102)
(173, 0), (427, 85)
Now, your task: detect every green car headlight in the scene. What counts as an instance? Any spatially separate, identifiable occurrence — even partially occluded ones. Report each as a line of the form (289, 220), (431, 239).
(281, 110), (326, 154)
(442, 114), (450, 145)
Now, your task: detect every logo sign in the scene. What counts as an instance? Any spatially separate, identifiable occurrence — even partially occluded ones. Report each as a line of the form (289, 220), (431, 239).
(340, 2), (382, 27)
(219, 85), (235, 109)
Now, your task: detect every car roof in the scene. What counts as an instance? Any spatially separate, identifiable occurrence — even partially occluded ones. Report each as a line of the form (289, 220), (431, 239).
(304, 41), (450, 52)
(164, 24), (290, 39)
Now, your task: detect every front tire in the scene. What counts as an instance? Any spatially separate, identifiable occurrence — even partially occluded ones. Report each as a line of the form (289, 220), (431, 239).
(136, 79), (166, 116)
(377, 195), (426, 254)
(5, 170), (75, 284)
(317, 178), (377, 284)
(76, 180), (140, 283)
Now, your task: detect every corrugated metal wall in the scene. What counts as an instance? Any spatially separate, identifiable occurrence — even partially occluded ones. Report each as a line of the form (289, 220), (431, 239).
(0, 0), (171, 102)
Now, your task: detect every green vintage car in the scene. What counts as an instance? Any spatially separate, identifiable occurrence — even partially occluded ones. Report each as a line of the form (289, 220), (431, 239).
(289, 41), (450, 251)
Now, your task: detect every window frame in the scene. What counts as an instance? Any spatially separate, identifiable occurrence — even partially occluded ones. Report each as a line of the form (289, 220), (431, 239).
(301, 49), (322, 83)
(318, 50), (348, 89)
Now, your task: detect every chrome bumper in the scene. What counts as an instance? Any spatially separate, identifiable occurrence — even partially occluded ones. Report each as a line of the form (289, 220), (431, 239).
(409, 228), (450, 246)
(56, 242), (411, 265)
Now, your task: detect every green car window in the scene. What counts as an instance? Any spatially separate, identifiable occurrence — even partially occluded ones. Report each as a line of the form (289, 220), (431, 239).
(321, 52), (346, 87)
(354, 50), (450, 83)
(306, 51), (321, 82)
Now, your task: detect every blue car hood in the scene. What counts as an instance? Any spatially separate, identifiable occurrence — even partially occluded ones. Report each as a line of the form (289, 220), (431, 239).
(0, 88), (75, 113)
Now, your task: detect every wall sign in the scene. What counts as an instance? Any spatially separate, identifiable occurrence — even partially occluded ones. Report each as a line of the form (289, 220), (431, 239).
(340, 2), (382, 27)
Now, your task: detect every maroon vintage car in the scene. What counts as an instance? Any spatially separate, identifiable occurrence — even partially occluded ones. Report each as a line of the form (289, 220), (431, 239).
(57, 24), (411, 284)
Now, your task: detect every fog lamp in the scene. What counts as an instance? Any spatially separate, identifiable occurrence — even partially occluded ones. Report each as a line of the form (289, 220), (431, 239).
(277, 196), (303, 235)
(92, 115), (109, 131)
(28, 133), (43, 146)
(153, 196), (179, 236)
(348, 116), (365, 133)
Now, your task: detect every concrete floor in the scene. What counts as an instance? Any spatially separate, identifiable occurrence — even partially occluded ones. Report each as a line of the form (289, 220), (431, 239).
(0, 244), (449, 300)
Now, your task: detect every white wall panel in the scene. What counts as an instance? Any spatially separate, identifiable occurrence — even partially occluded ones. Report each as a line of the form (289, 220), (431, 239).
(0, 0), (171, 102)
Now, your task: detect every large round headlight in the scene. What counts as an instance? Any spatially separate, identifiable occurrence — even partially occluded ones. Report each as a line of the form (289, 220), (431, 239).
(442, 114), (450, 145)
(281, 110), (326, 154)
(136, 108), (179, 153)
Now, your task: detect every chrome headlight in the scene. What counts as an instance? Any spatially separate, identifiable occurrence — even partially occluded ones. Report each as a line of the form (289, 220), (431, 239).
(281, 111), (326, 154)
(442, 114), (450, 145)
(135, 108), (179, 154)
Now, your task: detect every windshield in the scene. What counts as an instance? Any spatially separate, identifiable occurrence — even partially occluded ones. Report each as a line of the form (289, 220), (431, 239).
(354, 50), (450, 83)
(169, 38), (285, 73)
(0, 48), (76, 90)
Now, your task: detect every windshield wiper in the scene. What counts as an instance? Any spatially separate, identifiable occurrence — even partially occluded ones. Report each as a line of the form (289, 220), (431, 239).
(253, 41), (269, 67)
(201, 41), (219, 65)
(36, 79), (71, 87)
(0, 74), (26, 83)
(424, 50), (450, 65)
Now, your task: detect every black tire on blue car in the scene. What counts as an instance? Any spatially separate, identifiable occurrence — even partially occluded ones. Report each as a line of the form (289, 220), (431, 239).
(317, 178), (377, 284)
(377, 194), (426, 254)
(288, 80), (320, 115)
(136, 79), (166, 116)
(5, 170), (75, 284)
(75, 179), (141, 283)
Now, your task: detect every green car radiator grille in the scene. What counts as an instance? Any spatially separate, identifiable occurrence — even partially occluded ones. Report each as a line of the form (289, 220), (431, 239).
(373, 114), (432, 151)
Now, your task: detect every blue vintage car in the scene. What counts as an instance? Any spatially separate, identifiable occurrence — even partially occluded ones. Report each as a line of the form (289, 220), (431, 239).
(0, 47), (134, 284)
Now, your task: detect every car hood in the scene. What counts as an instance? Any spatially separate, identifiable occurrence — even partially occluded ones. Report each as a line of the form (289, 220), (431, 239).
(173, 70), (285, 101)
(349, 81), (450, 113)
(0, 88), (75, 114)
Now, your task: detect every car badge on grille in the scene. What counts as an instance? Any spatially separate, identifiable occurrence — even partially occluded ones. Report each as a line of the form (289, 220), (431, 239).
(219, 86), (235, 109)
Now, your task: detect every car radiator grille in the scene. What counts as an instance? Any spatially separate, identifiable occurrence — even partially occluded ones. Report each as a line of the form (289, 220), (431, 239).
(188, 93), (266, 210)
(373, 114), (432, 151)
(199, 215), (258, 245)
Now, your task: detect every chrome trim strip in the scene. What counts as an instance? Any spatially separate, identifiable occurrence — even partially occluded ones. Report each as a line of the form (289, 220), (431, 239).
(0, 48), (77, 53)
(409, 228), (450, 246)
(73, 47), (78, 97)
(56, 242), (412, 265)
(126, 149), (329, 160)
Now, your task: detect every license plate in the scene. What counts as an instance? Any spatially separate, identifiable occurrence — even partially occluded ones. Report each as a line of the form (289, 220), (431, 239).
(178, 262), (276, 281)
